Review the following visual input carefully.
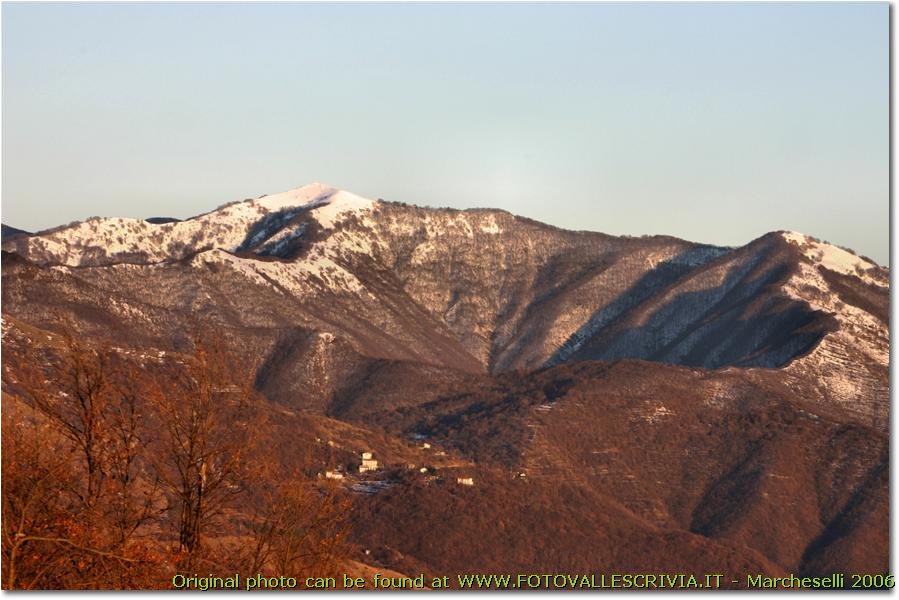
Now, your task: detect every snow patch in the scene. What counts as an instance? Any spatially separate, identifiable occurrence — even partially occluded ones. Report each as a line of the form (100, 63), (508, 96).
(480, 215), (502, 234)
(295, 249), (366, 293)
(310, 190), (376, 229)
(780, 231), (883, 287)
(255, 183), (337, 212)
(783, 262), (887, 365)
(193, 250), (275, 290)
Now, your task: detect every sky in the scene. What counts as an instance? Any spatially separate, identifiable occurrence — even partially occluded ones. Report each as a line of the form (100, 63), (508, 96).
(2, 2), (889, 264)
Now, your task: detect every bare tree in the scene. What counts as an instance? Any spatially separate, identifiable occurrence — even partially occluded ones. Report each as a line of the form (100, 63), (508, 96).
(1, 396), (145, 589)
(243, 475), (352, 580)
(104, 367), (162, 549)
(7, 328), (115, 510)
(3, 323), (353, 588)
(2, 325), (163, 589)
(149, 334), (256, 571)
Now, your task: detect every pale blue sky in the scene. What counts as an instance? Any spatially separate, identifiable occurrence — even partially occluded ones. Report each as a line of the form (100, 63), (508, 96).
(2, 2), (889, 263)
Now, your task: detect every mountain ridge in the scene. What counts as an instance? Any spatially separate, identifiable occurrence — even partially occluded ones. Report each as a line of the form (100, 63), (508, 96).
(1, 183), (887, 425)
(1, 182), (889, 581)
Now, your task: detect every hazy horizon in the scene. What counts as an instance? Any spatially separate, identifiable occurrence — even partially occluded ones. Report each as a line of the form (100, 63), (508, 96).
(2, 2), (888, 264)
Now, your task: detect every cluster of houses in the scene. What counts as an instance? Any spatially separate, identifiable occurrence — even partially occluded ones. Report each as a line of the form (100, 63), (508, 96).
(320, 451), (381, 481)
(319, 448), (475, 487)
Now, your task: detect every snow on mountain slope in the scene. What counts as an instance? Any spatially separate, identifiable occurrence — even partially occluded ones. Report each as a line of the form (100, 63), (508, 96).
(310, 190), (377, 229)
(553, 232), (826, 370)
(1, 183), (888, 428)
(780, 231), (886, 288)
(193, 246), (369, 296)
(4, 183), (377, 268)
(776, 232), (889, 426)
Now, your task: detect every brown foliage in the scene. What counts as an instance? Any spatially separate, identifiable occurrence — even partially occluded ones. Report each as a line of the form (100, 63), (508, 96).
(3, 326), (165, 588)
(1, 394), (162, 589)
(242, 476), (352, 581)
(2, 324), (351, 589)
(146, 334), (258, 571)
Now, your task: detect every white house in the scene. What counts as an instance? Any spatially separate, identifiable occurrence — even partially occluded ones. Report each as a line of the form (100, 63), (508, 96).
(457, 477), (474, 486)
(359, 451), (379, 473)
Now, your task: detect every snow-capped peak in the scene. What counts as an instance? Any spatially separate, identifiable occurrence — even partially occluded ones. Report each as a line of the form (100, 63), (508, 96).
(255, 182), (338, 212)
(5, 183), (379, 267)
(254, 184), (376, 228)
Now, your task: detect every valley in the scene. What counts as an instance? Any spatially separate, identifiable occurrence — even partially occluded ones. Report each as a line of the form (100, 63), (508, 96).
(1, 183), (889, 588)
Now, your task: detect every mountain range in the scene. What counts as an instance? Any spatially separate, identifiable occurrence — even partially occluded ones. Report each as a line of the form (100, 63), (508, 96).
(1, 183), (889, 585)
